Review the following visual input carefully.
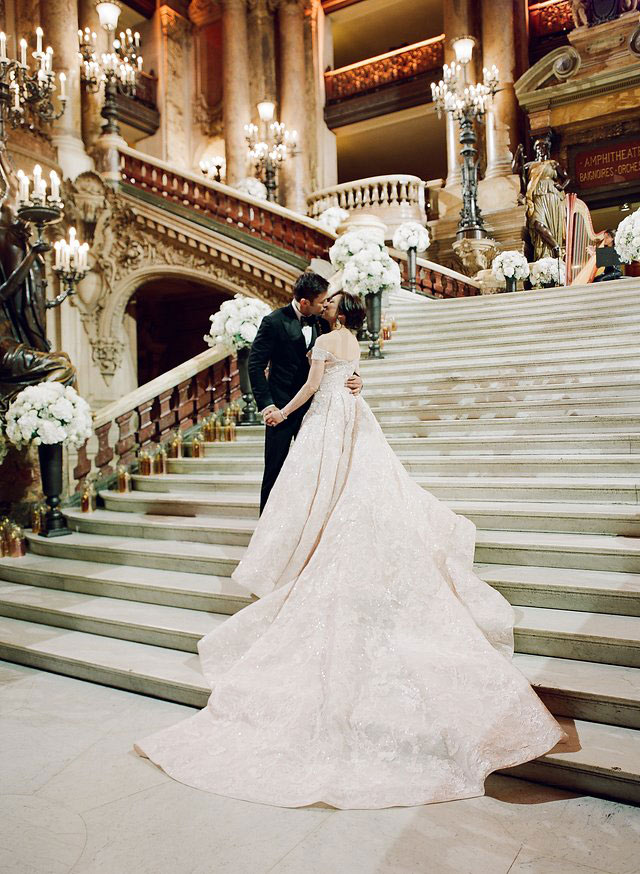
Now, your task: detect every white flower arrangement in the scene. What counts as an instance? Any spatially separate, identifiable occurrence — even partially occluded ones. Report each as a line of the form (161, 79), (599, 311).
(233, 177), (268, 202)
(5, 383), (92, 449)
(317, 206), (349, 235)
(341, 243), (401, 299)
(392, 221), (430, 253)
(492, 250), (530, 281)
(204, 293), (272, 352)
(615, 208), (640, 263)
(530, 257), (566, 288)
(328, 229), (383, 270)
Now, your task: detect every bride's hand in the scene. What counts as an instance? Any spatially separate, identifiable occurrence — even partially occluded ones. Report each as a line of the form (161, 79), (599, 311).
(266, 409), (285, 426)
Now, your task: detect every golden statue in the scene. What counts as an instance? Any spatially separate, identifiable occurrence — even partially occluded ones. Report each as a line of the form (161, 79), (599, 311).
(514, 134), (570, 261)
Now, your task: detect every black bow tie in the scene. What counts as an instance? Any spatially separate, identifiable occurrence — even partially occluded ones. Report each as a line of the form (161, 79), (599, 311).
(300, 315), (316, 328)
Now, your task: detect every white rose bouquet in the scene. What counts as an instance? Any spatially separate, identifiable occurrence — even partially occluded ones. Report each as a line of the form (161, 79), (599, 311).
(328, 229), (383, 270)
(204, 293), (271, 352)
(5, 383), (92, 449)
(530, 257), (566, 288)
(341, 244), (401, 298)
(615, 208), (640, 263)
(392, 221), (430, 253)
(317, 206), (349, 235)
(492, 251), (530, 281)
(234, 177), (268, 202)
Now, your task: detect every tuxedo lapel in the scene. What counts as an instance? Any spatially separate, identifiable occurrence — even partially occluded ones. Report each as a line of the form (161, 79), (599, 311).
(282, 304), (307, 357)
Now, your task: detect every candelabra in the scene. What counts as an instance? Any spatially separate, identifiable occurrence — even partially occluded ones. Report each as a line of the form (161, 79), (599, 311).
(16, 164), (63, 245)
(51, 227), (90, 307)
(200, 155), (226, 183)
(78, 10), (143, 137)
(244, 101), (298, 203)
(431, 37), (499, 240)
(16, 165), (90, 308)
(0, 26), (67, 145)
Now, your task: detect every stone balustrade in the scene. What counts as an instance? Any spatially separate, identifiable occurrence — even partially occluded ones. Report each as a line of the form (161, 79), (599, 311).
(390, 249), (481, 298)
(324, 35), (445, 103)
(118, 145), (335, 265)
(73, 345), (239, 492)
(307, 175), (431, 237)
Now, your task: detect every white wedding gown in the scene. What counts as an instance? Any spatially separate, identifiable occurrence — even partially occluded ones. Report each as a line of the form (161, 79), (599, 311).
(134, 348), (564, 809)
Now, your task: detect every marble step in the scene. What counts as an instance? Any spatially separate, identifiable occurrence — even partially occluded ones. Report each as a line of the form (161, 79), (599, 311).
(100, 491), (640, 536)
(166, 452), (640, 477)
(378, 413), (640, 437)
(130, 472), (640, 503)
(513, 653), (640, 730)
(368, 396), (640, 422)
(476, 530), (640, 573)
(0, 614), (638, 803)
(199, 433), (640, 457)
(514, 606), (640, 667)
(26, 530), (243, 576)
(3, 548), (638, 619)
(0, 552), (248, 613)
(363, 377), (640, 400)
(360, 349), (640, 379)
(481, 565), (640, 616)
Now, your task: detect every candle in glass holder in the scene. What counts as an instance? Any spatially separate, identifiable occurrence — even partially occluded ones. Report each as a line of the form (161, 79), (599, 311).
(9, 525), (26, 558)
(138, 448), (151, 475)
(191, 433), (204, 458)
(30, 503), (43, 534)
(153, 446), (167, 474)
(81, 486), (93, 513)
(214, 415), (224, 442)
(116, 465), (131, 493)
(168, 431), (183, 459)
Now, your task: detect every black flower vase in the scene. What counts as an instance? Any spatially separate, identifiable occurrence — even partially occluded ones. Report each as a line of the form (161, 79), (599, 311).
(365, 290), (384, 359)
(505, 275), (518, 293)
(237, 346), (260, 426)
(38, 443), (71, 537)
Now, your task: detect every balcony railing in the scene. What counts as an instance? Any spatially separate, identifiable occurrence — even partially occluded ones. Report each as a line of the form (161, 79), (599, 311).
(118, 145), (335, 265)
(324, 35), (444, 103)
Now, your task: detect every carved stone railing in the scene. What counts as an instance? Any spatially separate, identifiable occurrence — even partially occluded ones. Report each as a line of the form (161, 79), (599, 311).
(72, 345), (238, 492)
(391, 249), (481, 298)
(324, 35), (445, 103)
(118, 145), (335, 265)
(308, 175), (428, 236)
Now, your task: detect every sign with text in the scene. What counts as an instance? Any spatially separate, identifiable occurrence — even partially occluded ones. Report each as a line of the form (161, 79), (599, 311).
(574, 139), (640, 190)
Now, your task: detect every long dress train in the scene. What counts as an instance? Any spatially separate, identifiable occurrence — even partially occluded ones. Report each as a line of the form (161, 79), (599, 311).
(134, 348), (564, 809)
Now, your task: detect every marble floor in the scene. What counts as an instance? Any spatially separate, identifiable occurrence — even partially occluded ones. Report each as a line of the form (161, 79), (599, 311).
(1, 661), (639, 874)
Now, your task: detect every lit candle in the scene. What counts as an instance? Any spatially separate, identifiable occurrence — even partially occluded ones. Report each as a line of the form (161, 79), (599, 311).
(36, 26), (43, 56)
(0, 32), (6, 61)
(16, 169), (29, 205)
(134, 31), (140, 47)
(59, 71), (66, 100)
(19, 38), (27, 67)
(46, 46), (53, 72)
(49, 170), (60, 202)
(32, 164), (44, 200)
(79, 242), (89, 271)
(54, 240), (61, 270)
(12, 82), (20, 110)
(137, 55), (142, 71)
(78, 28), (83, 40)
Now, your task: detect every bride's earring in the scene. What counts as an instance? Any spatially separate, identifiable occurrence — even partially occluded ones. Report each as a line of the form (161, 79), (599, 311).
(334, 318), (343, 331)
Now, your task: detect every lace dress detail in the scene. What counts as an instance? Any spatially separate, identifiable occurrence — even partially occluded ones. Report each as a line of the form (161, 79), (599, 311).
(134, 349), (564, 810)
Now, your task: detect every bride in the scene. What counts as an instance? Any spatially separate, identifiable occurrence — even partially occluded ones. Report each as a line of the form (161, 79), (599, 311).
(134, 282), (564, 810)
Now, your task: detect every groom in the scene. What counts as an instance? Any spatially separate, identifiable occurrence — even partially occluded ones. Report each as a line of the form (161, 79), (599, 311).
(249, 271), (363, 513)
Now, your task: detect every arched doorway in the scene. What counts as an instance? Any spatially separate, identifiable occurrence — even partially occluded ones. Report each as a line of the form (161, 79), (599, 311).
(126, 278), (231, 386)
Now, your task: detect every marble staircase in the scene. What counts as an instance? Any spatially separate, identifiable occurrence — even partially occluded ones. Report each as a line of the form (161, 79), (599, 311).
(1, 283), (639, 805)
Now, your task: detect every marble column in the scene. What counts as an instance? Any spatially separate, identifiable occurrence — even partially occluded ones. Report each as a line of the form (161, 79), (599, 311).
(481, 0), (518, 180)
(41, 0), (92, 178)
(221, 0), (251, 186)
(278, 0), (309, 213)
(247, 0), (277, 117)
(442, 0), (477, 190)
(78, 0), (109, 151)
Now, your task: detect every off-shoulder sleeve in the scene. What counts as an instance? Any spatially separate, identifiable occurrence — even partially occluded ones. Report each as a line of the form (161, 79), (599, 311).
(311, 346), (331, 361)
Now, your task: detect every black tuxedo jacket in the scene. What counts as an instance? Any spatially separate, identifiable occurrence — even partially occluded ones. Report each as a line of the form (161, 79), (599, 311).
(248, 304), (329, 416)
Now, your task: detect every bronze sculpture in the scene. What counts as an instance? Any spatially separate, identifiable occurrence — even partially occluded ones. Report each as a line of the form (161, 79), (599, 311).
(0, 150), (75, 415)
(513, 134), (570, 260)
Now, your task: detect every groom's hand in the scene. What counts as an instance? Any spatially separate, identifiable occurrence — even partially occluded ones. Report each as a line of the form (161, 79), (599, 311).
(261, 404), (277, 425)
(266, 410), (285, 426)
(346, 374), (363, 396)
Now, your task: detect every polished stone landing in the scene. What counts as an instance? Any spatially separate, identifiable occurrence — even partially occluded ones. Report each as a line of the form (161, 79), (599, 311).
(2, 661), (639, 874)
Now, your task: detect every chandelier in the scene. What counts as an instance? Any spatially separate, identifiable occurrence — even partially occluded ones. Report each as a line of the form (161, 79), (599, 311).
(0, 26), (67, 144)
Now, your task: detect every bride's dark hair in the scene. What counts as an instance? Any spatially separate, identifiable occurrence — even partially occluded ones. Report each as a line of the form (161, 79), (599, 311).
(337, 292), (366, 332)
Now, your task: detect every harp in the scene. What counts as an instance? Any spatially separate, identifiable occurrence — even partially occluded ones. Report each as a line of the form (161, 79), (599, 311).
(565, 193), (600, 285)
